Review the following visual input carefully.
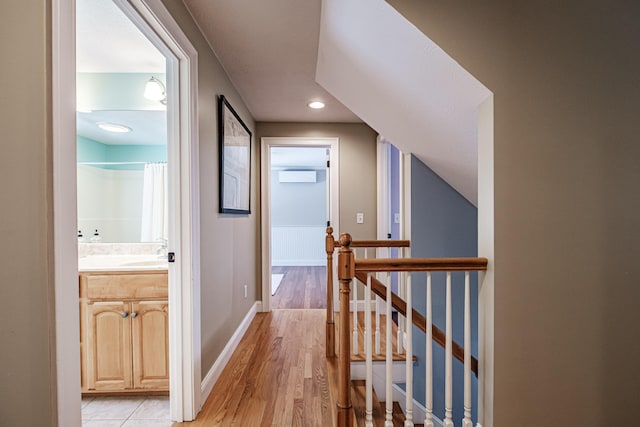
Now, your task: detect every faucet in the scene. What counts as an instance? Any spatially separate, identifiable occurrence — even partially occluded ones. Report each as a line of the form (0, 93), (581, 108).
(156, 238), (168, 258)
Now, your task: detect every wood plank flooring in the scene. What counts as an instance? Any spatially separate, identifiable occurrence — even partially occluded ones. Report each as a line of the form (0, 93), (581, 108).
(271, 266), (326, 309)
(175, 309), (341, 426)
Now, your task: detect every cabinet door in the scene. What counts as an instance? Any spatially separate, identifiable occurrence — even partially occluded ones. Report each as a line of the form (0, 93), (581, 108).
(131, 300), (169, 390)
(85, 301), (132, 391)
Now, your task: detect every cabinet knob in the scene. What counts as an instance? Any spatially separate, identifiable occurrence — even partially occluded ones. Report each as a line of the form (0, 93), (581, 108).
(121, 311), (128, 318)
(131, 312), (138, 318)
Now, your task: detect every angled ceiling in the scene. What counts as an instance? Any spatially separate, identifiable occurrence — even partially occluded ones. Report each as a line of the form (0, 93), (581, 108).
(183, 0), (360, 123)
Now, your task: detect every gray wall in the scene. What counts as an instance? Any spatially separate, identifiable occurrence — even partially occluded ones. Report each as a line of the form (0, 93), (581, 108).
(410, 155), (478, 423)
(162, 0), (260, 380)
(271, 169), (326, 226)
(0, 1), (54, 425)
(389, 0), (640, 425)
(256, 122), (378, 241)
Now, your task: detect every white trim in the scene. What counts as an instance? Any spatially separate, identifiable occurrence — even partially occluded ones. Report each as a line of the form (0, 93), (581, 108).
(376, 135), (390, 241)
(401, 153), (412, 242)
(200, 302), (262, 402)
(261, 137), (340, 312)
(52, 1), (82, 426)
(121, 1), (201, 420)
(391, 384), (445, 427)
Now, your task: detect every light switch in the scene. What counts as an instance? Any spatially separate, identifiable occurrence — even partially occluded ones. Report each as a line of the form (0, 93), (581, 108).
(356, 212), (364, 224)
(394, 213), (401, 224)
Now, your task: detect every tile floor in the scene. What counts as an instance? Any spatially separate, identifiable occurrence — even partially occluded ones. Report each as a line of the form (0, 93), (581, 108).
(81, 396), (171, 426)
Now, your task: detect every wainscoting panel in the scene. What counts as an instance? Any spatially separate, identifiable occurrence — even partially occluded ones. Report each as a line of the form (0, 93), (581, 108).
(271, 226), (325, 266)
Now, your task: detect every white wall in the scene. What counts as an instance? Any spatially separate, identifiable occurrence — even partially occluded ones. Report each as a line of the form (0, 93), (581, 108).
(77, 165), (144, 242)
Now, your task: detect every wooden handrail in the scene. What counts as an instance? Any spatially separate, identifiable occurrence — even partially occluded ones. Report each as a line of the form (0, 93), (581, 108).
(334, 239), (411, 248)
(354, 271), (478, 376)
(355, 257), (488, 273)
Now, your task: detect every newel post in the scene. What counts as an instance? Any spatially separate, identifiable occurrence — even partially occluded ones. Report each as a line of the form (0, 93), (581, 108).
(326, 226), (336, 358)
(337, 233), (354, 427)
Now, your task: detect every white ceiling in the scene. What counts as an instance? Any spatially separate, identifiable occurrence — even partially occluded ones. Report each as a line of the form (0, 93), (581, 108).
(76, 0), (165, 73)
(76, 0), (166, 147)
(183, 0), (361, 123)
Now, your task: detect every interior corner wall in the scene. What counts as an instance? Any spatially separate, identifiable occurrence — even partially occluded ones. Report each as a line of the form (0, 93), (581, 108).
(256, 122), (378, 240)
(0, 1), (55, 425)
(409, 155), (478, 424)
(388, 0), (640, 425)
(161, 1), (259, 381)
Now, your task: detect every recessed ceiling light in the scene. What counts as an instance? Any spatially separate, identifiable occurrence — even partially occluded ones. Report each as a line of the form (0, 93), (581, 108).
(97, 122), (132, 133)
(308, 101), (325, 109)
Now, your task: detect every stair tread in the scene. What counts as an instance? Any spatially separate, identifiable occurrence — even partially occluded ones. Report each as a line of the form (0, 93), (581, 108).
(351, 380), (385, 427)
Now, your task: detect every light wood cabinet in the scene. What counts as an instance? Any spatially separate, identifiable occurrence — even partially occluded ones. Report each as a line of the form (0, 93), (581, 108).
(80, 271), (168, 394)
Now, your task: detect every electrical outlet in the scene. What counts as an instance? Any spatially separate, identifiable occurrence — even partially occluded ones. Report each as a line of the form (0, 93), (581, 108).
(356, 212), (364, 224)
(394, 213), (401, 224)
(244, 284), (248, 298)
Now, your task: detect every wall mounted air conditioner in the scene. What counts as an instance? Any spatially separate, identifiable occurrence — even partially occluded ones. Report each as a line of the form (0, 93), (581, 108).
(278, 170), (317, 183)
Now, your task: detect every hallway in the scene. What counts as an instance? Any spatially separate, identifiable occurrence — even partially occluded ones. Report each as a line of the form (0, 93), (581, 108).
(271, 266), (327, 309)
(176, 310), (338, 426)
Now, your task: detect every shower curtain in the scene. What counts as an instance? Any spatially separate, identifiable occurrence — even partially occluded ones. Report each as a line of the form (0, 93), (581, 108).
(140, 162), (168, 242)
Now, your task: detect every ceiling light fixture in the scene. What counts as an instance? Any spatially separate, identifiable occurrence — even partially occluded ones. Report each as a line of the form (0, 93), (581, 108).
(97, 122), (132, 133)
(308, 101), (325, 109)
(144, 76), (167, 104)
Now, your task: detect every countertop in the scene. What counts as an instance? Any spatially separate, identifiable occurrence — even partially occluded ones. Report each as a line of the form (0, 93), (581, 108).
(78, 254), (168, 272)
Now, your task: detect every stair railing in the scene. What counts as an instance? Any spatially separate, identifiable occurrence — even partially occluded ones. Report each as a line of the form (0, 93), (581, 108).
(336, 233), (488, 427)
(325, 226), (410, 358)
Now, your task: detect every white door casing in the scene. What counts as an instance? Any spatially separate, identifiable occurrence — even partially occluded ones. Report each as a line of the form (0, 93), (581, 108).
(52, 0), (201, 424)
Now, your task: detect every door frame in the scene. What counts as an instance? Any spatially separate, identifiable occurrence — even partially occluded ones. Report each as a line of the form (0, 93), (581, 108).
(260, 137), (340, 312)
(52, 0), (201, 424)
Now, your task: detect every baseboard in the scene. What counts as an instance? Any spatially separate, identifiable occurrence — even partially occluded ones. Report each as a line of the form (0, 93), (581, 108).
(200, 301), (261, 402)
(391, 383), (444, 427)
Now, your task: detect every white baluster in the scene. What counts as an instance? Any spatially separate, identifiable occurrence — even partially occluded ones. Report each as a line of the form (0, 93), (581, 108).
(375, 295), (381, 355)
(353, 250), (358, 355)
(424, 272), (434, 427)
(397, 248), (404, 353)
(385, 271), (393, 427)
(365, 274), (374, 427)
(444, 272), (453, 427)
(462, 272), (473, 427)
(404, 273), (413, 426)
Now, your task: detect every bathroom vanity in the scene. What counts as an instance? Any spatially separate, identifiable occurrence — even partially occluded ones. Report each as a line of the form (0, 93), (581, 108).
(79, 267), (169, 394)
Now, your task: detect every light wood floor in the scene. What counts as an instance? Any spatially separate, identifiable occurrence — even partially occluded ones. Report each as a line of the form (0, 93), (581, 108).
(175, 309), (340, 426)
(271, 266), (327, 309)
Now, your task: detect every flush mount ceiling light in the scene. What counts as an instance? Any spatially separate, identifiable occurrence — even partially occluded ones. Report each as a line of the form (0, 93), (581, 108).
(97, 122), (132, 133)
(144, 76), (167, 104)
(308, 101), (325, 109)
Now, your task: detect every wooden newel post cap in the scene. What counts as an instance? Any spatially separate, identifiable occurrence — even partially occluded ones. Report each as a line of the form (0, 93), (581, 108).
(339, 233), (352, 248)
(337, 233), (354, 280)
(326, 226), (333, 235)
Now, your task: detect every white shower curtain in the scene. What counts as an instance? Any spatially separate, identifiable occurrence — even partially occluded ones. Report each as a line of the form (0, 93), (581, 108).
(140, 162), (168, 242)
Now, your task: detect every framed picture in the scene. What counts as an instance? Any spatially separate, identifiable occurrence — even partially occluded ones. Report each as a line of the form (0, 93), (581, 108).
(218, 95), (252, 214)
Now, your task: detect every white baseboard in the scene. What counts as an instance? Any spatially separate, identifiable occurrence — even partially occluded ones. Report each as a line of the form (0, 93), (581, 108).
(200, 301), (262, 402)
(392, 383), (444, 427)
(272, 259), (325, 266)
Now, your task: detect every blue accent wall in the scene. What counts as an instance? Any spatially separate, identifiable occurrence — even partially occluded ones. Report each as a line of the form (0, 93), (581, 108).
(77, 136), (166, 170)
(409, 155), (478, 423)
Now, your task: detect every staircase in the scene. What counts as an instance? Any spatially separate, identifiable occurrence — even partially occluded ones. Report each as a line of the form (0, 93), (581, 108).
(326, 229), (488, 427)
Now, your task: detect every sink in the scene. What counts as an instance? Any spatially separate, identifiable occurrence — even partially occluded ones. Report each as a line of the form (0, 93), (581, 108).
(122, 259), (168, 268)
(78, 255), (168, 271)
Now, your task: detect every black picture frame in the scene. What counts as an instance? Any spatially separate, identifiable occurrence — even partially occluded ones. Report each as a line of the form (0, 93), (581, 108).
(218, 95), (252, 214)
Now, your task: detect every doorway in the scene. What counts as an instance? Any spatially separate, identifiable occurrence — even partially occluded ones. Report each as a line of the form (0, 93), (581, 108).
(270, 146), (328, 309)
(261, 138), (339, 312)
(53, 0), (200, 425)
(76, 0), (170, 423)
